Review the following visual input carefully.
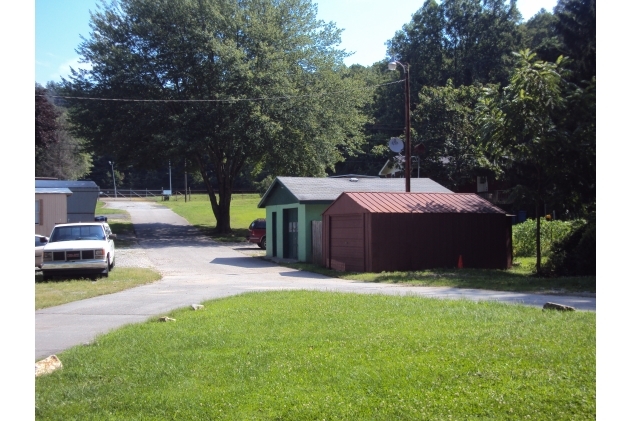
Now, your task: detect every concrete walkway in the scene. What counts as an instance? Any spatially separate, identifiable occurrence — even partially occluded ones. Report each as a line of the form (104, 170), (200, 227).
(35, 199), (595, 359)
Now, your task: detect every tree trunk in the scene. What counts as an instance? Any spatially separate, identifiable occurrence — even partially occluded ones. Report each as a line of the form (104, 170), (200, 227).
(194, 154), (233, 234)
(214, 192), (232, 234)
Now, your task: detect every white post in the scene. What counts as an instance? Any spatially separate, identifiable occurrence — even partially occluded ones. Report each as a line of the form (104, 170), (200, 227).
(169, 160), (172, 194)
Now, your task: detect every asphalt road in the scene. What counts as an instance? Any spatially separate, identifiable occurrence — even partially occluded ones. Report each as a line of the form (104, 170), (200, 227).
(35, 199), (596, 360)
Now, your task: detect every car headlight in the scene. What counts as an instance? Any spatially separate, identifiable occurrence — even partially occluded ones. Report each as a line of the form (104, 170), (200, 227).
(95, 249), (105, 258)
(43, 252), (52, 261)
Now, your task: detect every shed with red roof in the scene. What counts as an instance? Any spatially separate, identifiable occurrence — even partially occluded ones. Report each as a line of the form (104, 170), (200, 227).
(322, 192), (512, 272)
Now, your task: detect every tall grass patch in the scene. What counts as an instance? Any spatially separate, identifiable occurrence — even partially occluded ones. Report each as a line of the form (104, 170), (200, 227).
(36, 291), (595, 420)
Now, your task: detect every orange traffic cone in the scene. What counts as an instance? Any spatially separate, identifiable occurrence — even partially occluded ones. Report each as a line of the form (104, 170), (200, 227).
(457, 255), (463, 269)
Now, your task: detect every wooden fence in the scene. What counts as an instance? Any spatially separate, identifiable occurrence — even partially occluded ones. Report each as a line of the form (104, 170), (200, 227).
(311, 220), (323, 266)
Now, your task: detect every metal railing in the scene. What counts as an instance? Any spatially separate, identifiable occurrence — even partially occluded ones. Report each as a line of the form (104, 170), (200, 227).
(99, 189), (259, 201)
(99, 189), (162, 198)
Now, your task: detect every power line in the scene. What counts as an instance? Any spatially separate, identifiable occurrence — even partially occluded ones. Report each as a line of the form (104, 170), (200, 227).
(36, 80), (403, 103)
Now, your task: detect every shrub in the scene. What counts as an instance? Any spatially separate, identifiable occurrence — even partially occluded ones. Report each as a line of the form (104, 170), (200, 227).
(542, 214), (596, 276)
(512, 218), (583, 257)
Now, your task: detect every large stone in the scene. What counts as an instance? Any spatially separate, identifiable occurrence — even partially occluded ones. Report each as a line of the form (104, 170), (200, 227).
(191, 304), (204, 310)
(158, 316), (176, 322)
(543, 302), (576, 311)
(35, 355), (62, 377)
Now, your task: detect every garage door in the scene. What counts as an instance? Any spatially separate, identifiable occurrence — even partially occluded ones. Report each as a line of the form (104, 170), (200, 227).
(329, 214), (364, 272)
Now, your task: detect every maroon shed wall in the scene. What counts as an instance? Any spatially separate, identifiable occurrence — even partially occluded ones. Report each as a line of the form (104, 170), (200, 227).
(369, 212), (509, 271)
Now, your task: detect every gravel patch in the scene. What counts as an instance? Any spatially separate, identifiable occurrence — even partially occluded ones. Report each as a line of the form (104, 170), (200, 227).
(115, 248), (155, 269)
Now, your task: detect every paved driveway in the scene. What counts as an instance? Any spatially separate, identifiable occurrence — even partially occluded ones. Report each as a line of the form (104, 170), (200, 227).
(35, 199), (595, 359)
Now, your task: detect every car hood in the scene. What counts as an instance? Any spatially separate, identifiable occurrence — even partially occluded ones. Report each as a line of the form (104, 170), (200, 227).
(43, 240), (110, 251)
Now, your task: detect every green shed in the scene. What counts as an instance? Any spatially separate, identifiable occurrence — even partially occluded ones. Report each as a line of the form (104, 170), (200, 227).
(257, 176), (452, 262)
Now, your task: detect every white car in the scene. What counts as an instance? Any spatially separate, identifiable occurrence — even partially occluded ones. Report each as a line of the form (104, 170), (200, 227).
(35, 234), (49, 268)
(41, 222), (116, 280)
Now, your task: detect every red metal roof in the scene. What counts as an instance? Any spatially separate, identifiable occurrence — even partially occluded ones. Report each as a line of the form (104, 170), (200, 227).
(342, 192), (506, 214)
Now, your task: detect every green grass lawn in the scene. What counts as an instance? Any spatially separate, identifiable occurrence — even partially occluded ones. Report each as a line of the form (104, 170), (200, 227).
(35, 290), (595, 420)
(35, 268), (162, 309)
(150, 193), (265, 242)
(283, 257), (596, 294)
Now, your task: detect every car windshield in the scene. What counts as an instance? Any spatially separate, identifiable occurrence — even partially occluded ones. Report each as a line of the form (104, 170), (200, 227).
(50, 226), (106, 242)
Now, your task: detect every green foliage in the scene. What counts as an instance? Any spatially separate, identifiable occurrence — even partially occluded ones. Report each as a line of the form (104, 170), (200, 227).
(554, 0), (596, 83)
(520, 9), (563, 63)
(36, 291), (595, 420)
(477, 50), (573, 272)
(413, 81), (487, 189)
(35, 85), (93, 180)
(64, 0), (371, 233)
(512, 218), (584, 258)
(253, 174), (274, 197)
(543, 215), (596, 276)
(387, 0), (522, 89)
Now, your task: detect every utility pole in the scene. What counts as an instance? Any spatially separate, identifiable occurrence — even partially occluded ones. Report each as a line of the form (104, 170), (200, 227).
(109, 161), (117, 198)
(388, 60), (411, 192)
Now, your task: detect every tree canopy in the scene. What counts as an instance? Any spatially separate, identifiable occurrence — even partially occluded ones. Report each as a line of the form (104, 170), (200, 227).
(63, 0), (372, 232)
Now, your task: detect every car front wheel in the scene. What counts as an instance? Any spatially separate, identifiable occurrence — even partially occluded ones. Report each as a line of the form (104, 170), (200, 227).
(258, 237), (266, 249)
(102, 256), (110, 278)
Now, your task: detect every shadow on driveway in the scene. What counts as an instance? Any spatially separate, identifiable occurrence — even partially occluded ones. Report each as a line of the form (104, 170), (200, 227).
(210, 256), (278, 269)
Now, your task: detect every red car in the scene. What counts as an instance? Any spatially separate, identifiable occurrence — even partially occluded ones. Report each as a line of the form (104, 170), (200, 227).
(247, 218), (266, 249)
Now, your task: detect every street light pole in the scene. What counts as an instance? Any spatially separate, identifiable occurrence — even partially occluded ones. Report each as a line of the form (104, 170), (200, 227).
(169, 160), (172, 194)
(108, 161), (117, 198)
(388, 60), (411, 192)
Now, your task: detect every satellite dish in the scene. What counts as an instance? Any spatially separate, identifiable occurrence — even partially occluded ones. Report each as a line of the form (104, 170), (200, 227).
(389, 137), (404, 153)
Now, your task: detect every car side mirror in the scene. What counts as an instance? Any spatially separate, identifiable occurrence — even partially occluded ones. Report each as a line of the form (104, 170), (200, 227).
(41, 237), (49, 244)
(109, 234), (117, 239)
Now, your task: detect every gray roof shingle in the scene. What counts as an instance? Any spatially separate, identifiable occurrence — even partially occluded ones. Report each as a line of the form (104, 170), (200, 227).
(259, 177), (453, 207)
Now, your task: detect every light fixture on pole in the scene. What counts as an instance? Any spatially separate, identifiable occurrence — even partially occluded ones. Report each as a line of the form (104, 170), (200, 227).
(108, 161), (117, 198)
(388, 60), (411, 192)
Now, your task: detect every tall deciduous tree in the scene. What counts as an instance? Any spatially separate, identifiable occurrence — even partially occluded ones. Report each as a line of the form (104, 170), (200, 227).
(413, 81), (487, 190)
(554, 0), (596, 83)
(520, 9), (563, 64)
(477, 50), (570, 273)
(36, 84), (93, 179)
(63, 0), (371, 233)
(35, 86), (61, 150)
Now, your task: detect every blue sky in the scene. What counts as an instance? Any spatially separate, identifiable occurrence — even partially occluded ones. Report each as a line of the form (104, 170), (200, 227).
(35, 0), (559, 86)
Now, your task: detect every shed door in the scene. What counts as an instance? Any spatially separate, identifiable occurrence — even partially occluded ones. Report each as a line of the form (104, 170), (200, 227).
(272, 212), (277, 257)
(283, 208), (298, 259)
(329, 214), (365, 272)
